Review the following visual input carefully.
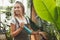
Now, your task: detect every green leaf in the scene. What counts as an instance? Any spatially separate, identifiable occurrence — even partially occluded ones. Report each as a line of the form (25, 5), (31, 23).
(33, 0), (60, 40)
(57, 7), (60, 30)
(33, 0), (60, 29)
(33, 0), (56, 22)
(56, 0), (60, 7)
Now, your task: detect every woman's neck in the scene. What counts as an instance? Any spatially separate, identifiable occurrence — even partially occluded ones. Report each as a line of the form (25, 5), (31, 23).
(15, 15), (24, 19)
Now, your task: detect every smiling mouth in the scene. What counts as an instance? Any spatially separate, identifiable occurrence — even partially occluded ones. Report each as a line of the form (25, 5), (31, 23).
(15, 11), (21, 13)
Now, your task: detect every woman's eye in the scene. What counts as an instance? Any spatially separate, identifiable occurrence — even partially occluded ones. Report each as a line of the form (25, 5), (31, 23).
(17, 7), (20, 8)
(14, 7), (20, 9)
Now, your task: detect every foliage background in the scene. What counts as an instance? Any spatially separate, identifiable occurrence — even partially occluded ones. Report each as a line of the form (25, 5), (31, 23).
(33, 0), (60, 40)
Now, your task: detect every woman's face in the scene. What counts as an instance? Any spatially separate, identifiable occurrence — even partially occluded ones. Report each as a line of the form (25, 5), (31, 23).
(14, 3), (23, 16)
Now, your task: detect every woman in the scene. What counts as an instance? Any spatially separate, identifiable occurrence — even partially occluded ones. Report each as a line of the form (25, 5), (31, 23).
(10, 1), (39, 40)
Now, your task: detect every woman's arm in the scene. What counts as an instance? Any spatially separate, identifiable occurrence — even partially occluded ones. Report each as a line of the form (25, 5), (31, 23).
(10, 23), (23, 37)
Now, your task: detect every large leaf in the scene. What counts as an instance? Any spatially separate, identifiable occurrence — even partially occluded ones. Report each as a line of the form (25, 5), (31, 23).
(33, 0), (56, 23)
(33, 0), (60, 40)
(56, 7), (60, 30)
(33, 0), (60, 30)
(56, 0), (60, 7)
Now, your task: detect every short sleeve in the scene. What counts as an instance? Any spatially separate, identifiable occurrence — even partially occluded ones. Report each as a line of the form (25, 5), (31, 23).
(10, 17), (16, 25)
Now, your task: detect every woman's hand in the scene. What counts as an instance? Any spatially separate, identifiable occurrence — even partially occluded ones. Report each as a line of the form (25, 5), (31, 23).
(19, 22), (24, 29)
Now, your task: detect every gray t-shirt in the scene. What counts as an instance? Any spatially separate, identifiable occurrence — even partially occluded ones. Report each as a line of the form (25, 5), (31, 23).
(10, 17), (30, 40)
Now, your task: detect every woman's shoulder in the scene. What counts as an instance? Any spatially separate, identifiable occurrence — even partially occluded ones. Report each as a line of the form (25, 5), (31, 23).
(24, 16), (30, 23)
(10, 17), (16, 24)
